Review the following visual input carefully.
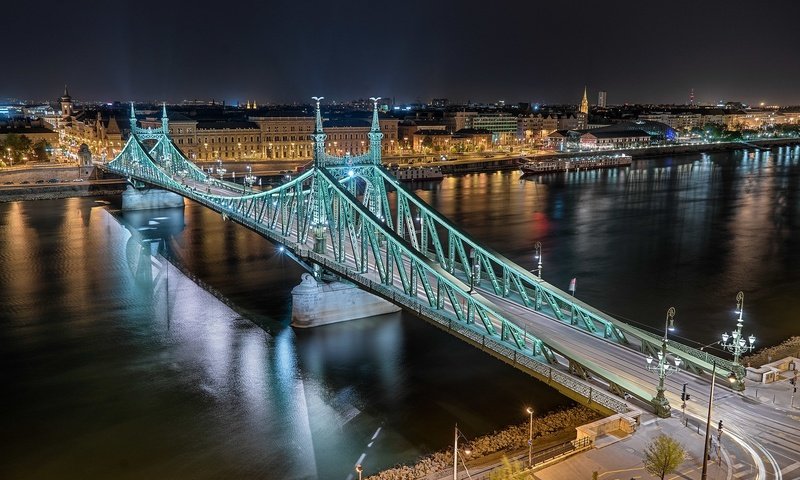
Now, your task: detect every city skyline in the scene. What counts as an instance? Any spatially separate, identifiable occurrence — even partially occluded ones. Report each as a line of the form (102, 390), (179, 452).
(4, 1), (800, 105)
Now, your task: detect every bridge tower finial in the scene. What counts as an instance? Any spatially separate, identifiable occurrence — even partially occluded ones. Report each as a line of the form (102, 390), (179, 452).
(311, 96), (327, 167)
(161, 102), (169, 135)
(370, 97), (381, 132)
(312, 96), (324, 134)
(368, 97), (383, 164)
(129, 102), (137, 132)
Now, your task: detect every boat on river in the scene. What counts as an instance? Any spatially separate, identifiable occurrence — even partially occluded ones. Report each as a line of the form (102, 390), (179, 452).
(390, 166), (444, 181)
(520, 154), (632, 175)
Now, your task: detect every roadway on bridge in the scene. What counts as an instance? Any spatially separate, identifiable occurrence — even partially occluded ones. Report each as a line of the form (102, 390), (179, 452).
(163, 170), (798, 477)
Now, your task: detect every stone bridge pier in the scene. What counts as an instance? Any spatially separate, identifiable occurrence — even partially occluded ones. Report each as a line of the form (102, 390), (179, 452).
(122, 185), (185, 211)
(291, 273), (400, 328)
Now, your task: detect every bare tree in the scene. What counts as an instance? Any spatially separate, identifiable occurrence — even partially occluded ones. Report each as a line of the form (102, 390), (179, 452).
(644, 434), (686, 480)
(488, 456), (527, 480)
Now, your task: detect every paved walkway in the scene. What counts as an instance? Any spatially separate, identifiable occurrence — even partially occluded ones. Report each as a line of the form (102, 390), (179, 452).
(531, 369), (800, 480)
(742, 370), (799, 411)
(535, 414), (730, 480)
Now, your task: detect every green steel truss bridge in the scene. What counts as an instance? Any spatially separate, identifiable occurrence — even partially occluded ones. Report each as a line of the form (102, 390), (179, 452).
(107, 99), (745, 418)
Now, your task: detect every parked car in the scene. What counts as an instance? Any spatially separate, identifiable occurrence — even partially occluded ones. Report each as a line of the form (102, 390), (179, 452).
(47, 178), (59, 183)
(20, 180), (30, 184)
(35, 180), (45, 184)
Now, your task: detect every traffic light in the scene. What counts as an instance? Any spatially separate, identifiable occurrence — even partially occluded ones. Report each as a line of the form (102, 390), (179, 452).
(718, 420), (724, 433)
(681, 383), (691, 401)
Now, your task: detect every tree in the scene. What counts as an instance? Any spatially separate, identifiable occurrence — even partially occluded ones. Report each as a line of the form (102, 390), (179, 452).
(487, 456), (528, 480)
(32, 140), (51, 162)
(2, 134), (33, 164)
(643, 434), (686, 480)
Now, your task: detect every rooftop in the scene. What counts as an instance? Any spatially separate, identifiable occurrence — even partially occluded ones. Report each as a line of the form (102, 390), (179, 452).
(196, 121), (259, 130)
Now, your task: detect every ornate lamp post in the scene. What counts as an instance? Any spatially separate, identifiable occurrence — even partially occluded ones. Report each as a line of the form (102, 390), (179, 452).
(533, 241), (542, 278)
(526, 407), (534, 467)
(355, 464), (363, 480)
(720, 291), (755, 390)
(244, 165), (256, 192)
(645, 307), (682, 417)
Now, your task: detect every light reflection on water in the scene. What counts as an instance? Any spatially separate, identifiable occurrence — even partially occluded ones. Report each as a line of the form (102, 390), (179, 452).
(0, 197), (566, 479)
(1, 147), (799, 479)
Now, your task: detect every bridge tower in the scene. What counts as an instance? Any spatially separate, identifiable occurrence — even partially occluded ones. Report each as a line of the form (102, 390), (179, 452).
(161, 102), (169, 133)
(310, 97), (328, 256)
(368, 97), (383, 164)
(129, 102), (137, 128)
(311, 96), (327, 167)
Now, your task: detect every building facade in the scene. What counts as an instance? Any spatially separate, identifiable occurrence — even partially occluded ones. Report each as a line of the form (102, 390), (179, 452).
(598, 91), (607, 108)
(141, 113), (399, 161)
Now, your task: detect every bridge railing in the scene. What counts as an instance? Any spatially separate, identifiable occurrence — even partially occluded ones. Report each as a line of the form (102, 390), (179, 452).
(374, 167), (733, 378)
(304, 248), (632, 416)
(108, 149), (648, 414)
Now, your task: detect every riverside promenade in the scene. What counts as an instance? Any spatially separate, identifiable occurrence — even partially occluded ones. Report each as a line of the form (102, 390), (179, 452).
(435, 371), (800, 480)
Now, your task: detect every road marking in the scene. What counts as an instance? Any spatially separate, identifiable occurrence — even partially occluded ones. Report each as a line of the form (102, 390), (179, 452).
(371, 427), (382, 440)
(598, 466), (643, 478)
(781, 462), (800, 475)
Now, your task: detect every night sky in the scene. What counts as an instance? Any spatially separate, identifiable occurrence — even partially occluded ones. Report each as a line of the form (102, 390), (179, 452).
(4, 0), (799, 105)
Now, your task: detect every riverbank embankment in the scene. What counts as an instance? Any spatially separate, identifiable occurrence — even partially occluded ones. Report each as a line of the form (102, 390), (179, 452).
(0, 165), (127, 202)
(366, 406), (599, 480)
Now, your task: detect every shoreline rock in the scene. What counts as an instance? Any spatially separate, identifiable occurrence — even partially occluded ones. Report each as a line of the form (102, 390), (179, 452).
(366, 406), (599, 480)
(743, 336), (800, 367)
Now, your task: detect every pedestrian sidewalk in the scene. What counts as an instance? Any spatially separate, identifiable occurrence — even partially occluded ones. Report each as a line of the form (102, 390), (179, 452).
(742, 369), (799, 411)
(533, 414), (728, 480)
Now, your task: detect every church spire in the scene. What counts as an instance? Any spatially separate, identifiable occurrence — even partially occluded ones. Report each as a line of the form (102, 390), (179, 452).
(63, 85), (70, 97)
(579, 86), (589, 115)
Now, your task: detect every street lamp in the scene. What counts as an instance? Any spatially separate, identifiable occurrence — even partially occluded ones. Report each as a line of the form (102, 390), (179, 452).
(355, 464), (362, 480)
(244, 165), (256, 192)
(720, 291), (755, 389)
(468, 250), (480, 293)
(701, 362), (737, 480)
(452, 424), (471, 480)
(533, 241), (542, 278)
(645, 307), (682, 417)
(526, 407), (534, 467)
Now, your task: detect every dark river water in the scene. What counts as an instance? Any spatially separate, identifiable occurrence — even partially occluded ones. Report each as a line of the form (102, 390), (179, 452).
(1, 147), (799, 479)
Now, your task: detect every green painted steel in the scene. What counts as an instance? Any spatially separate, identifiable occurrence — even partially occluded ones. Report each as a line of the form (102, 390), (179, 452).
(107, 99), (740, 416)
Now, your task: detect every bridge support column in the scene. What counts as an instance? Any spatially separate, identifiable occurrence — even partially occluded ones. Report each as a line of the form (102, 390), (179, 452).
(121, 186), (184, 211)
(291, 273), (400, 328)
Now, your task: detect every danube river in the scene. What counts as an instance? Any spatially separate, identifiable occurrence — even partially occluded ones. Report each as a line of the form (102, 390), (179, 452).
(2, 147), (799, 479)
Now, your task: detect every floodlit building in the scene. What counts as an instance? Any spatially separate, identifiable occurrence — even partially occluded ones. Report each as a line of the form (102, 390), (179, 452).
(579, 129), (651, 149)
(598, 91), (607, 108)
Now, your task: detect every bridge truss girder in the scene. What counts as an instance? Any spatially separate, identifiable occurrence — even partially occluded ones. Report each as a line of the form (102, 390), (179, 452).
(106, 121), (742, 417)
